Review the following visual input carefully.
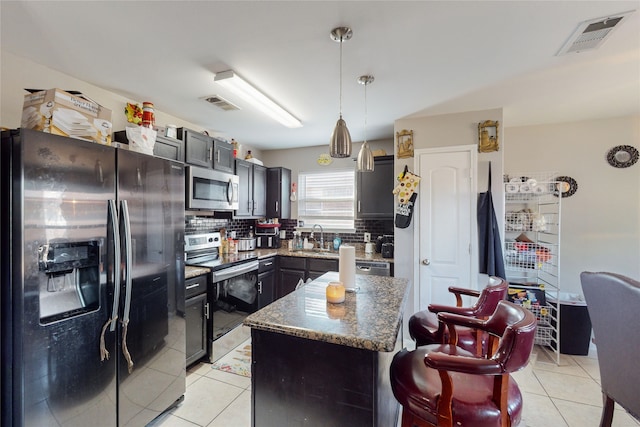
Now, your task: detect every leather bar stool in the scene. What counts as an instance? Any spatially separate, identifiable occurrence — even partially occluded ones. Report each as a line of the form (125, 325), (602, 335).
(408, 276), (508, 356)
(391, 300), (537, 427)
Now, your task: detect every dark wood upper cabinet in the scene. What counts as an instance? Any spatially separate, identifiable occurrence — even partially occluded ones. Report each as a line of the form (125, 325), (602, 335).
(235, 159), (267, 218)
(253, 164), (267, 217)
(213, 138), (234, 173)
(235, 159), (253, 216)
(356, 155), (394, 219)
(153, 135), (185, 162)
(266, 167), (291, 219)
(179, 127), (233, 172)
(180, 128), (213, 168)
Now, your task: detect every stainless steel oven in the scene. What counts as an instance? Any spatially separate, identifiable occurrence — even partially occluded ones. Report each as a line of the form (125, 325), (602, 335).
(185, 165), (239, 211)
(185, 233), (259, 362)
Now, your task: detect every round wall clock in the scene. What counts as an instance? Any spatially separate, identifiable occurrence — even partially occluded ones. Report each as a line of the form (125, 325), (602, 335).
(606, 145), (638, 168)
(553, 176), (578, 198)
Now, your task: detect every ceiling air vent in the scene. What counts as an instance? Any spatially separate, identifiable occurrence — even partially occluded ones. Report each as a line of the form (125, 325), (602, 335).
(557, 10), (634, 55)
(202, 95), (240, 111)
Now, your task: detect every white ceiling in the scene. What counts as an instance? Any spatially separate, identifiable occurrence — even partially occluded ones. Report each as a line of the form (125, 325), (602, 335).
(2, 1), (638, 150)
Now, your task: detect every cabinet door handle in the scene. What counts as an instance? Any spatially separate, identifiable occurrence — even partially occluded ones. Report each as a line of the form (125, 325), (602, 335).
(208, 147), (213, 161)
(186, 283), (200, 290)
(358, 200), (361, 212)
(216, 149), (220, 163)
(275, 201), (279, 212)
(258, 281), (263, 294)
(205, 302), (210, 319)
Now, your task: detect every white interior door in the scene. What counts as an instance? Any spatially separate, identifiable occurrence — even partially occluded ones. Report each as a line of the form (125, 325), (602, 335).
(416, 146), (476, 310)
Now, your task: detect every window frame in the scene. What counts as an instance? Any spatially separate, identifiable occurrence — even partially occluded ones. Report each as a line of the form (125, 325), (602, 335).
(296, 168), (356, 233)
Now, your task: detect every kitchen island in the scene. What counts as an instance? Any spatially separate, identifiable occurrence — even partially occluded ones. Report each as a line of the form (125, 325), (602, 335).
(244, 271), (411, 427)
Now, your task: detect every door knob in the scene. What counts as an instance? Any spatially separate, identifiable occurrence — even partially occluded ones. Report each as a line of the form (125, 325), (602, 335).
(422, 259), (430, 265)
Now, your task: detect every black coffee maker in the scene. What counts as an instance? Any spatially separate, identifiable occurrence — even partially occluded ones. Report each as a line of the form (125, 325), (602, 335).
(375, 235), (394, 258)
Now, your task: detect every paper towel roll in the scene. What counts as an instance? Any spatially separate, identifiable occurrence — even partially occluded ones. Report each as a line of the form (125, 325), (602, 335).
(506, 183), (520, 193)
(339, 245), (356, 290)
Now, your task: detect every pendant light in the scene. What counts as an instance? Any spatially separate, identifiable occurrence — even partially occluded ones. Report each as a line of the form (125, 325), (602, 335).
(329, 27), (353, 158)
(357, 75), (375, 172)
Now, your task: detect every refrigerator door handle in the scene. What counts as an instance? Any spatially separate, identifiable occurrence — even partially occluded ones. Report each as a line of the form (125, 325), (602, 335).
(100, 200), (121, 362)
(120, 200), (135, 373)
(108, 200), (121, 332)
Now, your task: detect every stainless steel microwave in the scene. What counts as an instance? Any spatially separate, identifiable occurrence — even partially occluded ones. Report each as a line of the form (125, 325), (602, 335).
(186, 165), (239, 211)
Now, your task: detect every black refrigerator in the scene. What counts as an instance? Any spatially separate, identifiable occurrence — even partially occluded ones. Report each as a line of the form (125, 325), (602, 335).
(1, 129), (186, 426)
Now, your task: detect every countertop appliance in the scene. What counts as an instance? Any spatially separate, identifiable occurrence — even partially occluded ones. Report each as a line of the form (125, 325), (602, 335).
(377, 234), (394, 258)
(255, 222), (280, 248)
(1, 129), (186, 426)
(185, 233), (259, 362)
(185, 165), (239, 211)
(382, 242), (394, 258)
(237, 237), (256, 252)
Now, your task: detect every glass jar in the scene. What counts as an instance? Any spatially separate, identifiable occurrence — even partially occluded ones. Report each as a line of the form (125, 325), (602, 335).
(326, 281), (345, 304)
(141, 102), (155, 128)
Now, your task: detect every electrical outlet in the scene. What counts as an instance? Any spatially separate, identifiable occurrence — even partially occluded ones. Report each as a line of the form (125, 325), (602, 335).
(364, 232), (371, 242)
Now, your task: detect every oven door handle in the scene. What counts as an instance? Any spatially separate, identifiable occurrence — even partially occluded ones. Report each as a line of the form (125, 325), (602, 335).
(211, 260), (259, 282)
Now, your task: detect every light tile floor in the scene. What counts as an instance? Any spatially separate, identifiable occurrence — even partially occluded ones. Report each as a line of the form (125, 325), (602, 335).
(150, 344), (640, 427)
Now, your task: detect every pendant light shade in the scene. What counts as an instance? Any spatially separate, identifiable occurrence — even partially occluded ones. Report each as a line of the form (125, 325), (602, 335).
(329, 27), (353, 158)
(357, 75), (375, 172)
(330, 117), (352, 158)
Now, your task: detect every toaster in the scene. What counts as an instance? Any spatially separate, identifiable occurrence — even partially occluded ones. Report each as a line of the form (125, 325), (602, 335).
(381, 242), (394, 258)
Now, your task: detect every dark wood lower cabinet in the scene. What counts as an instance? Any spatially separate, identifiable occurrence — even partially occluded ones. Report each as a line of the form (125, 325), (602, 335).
(277, 268), (305, 298)
(276, 256), (340, 298)
(185, 293), (207, 366)
(251, 329), (400, 427)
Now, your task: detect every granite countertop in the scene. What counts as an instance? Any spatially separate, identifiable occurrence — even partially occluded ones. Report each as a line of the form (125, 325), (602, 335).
(185, 246), (393, 279)
(185, 265), (210, 279)
(252, 246), (394, 263)
(243, 271), (411, 352)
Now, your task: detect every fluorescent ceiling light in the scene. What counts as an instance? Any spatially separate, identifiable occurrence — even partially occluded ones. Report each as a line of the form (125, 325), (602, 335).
(214, 70), (302, 128)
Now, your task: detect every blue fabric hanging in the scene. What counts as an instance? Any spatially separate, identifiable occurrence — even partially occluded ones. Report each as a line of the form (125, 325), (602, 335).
(478, 162), (506, 278)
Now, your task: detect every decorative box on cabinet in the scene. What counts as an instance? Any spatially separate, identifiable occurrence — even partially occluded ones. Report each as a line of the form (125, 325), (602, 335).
(235, 159), (267, 218)
(267, 167), (291, 219)
(357, 155), (394, 219)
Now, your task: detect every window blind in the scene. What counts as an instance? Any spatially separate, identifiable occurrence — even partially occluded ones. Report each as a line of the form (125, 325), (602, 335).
(298, 169), (355, 230)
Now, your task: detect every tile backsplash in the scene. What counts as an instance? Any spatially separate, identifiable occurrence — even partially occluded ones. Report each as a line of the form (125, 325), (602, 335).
(185, 216), (393, 243)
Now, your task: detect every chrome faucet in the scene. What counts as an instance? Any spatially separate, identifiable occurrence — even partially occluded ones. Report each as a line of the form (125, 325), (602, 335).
(312, 224), (324, 250)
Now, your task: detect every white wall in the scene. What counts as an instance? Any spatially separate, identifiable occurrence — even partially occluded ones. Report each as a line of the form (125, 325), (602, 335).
(505, 116), (640, 294)
(0, 51), (264, 158)
(261, 139), (394, 218)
